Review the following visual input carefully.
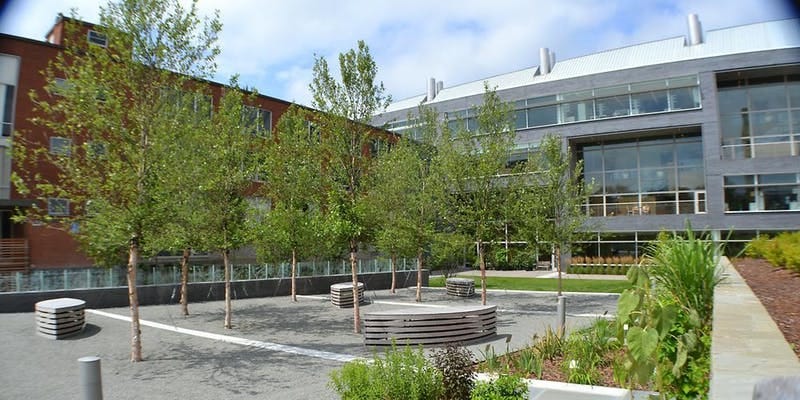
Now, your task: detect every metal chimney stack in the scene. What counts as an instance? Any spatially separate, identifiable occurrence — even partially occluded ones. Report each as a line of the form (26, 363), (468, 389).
(687, 14), (703, 45)
(427, 77), (436, 102)
(539, 48), (551, 75)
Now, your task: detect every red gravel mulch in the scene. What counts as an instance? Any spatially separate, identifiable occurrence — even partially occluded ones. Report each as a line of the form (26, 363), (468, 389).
(733, 257), (800, 359)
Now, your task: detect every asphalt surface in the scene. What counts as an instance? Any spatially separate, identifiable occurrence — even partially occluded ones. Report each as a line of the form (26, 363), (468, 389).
(0, 286), (618, 399)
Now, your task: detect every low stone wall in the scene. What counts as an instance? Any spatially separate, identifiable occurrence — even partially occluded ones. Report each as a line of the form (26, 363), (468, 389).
(0, 270), (428, 313)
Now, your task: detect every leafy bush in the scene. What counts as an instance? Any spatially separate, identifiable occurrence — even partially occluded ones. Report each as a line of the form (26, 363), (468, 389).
(531, 326), (564, 360)
(433, 345), (475, 400)
(746, 232), (800, 272)
(513, 348), (542, 378)
(561, 318), (619, 385)
(471, 375), (527, 400)
(329, 344), (443, 400)
(645, 223), (723, 325)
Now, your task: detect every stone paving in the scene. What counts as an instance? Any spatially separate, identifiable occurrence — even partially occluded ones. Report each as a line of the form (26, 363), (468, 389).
(0, 285), (618, 400)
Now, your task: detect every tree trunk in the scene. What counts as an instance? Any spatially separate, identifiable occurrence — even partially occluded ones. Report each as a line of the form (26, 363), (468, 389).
(179, 247), (190, 316)
(128, 239), (143, 362)
(223, 249), (232, 329)
(478, 241), (487, 306)
(390, 252), (397, 294)
(350, 240), (361, 333)
(291, 247), (297, 302)
(556, 246), (562, 297)
(416, 248), (423, 302)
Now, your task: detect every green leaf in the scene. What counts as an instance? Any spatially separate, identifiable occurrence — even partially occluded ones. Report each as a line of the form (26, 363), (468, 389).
(654, 303), (678, 339)
(627, 326), (659, 362)
(673, 341), (688, 377)
(616, 289), (640, 324)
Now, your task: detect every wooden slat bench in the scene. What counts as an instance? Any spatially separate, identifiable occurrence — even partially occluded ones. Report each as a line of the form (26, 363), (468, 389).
(330, 282), (365, 308)
(446, 278), (475, 297)
(364, 305), (497, 346)
(35, 298), (86, 339)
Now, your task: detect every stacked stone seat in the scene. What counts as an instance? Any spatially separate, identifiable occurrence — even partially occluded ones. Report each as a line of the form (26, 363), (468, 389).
(363, 305), (497, 346)
(330, 282), (365, 308)
(446, 278), (475, 297)
(35, 298), (86, 339)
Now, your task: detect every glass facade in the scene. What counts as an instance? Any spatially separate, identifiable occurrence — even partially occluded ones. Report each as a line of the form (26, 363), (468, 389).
(579, 134), (705, 217)
(514, 75), (700, 130)
(724, 173), (800, 212)
(718, 66), (800, 159)
(0, 83), (14, 137)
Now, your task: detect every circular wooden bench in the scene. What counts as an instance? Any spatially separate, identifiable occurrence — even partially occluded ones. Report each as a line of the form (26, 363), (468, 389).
(35, 298), (86, 339)
(330, 282), (365, 308)
(446, 278), (475, 297)
(363, 305), (497, 346)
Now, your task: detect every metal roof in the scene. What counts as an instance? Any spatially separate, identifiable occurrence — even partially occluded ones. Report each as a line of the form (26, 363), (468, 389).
(383, 18), (800, 114)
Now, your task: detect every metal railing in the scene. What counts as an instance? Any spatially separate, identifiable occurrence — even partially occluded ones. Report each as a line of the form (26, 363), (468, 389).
(0, 257), (416, 293)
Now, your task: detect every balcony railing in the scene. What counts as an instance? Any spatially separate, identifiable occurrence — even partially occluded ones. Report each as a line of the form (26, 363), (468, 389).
(0, 239), (29, 272)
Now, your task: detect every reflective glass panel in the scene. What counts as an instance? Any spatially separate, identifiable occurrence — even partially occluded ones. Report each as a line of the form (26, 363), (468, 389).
(724, 187), (755, 211)
(596, 95), (630, 118)
(670, 87), (701, 110)
(720, 114), (748, 144)
(581, 148), (603, 172)
(678, 167), (705, 190)
(605, 171), (638, 193)
(676, 141), (703, 166)
(718, 87), (748, 115)
(640, 168), (674, 192)
(750, 110), (790, 137)
(527, 105), (557, 127)
(749, 84), (787, 111)
(560, 100), (595, 122)
(604, 146), (636, 170)
(762, 185), (796, 210)
(639, 143), (674, 168)
(631, 90), (669, 114)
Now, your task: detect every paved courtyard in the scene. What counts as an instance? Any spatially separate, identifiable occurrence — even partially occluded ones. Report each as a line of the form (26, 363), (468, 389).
(0, 286), (618, 399)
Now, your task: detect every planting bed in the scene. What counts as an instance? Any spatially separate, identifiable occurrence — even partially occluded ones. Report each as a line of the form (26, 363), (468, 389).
(733, 257), (800, 359)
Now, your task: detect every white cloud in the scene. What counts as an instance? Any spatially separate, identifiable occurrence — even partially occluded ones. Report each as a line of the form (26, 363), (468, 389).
(1, 0), (796, 107)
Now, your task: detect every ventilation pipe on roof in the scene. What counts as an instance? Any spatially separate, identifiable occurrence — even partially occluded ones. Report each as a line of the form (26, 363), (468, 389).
(539, 48), (551, 75)
(436, 80), (443, 96)
(687, 14), (703, 45)
(427, 77), (436, 102)
(550, 50), (556, 71)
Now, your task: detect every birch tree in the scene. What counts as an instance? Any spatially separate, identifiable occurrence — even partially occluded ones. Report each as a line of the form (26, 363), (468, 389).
(13, 0), (220, 361)
(309, 41), (391, 333)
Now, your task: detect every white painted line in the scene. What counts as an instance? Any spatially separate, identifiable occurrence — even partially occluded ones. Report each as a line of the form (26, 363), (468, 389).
(425, 286), (619, 297)
(496, 309), (615, 318)
(86, 309), (360, 363)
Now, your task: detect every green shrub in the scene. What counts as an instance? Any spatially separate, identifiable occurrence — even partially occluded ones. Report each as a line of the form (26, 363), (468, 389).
(513, 348), (543, 378)
(531, 326), (564, 360)
(329, 344), (443, 400)
(471, 375), (527, 400)
(433, 345), (475, 400)
(745, 232), (800, 272)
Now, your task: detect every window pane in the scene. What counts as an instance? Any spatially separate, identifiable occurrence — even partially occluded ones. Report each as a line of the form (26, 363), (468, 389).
(725, 187), (755, 211)
(631, 79), (667, 92)
(651, 193), (677, 215)
(749, 84), (787, 110)
(762, 185), (796, 210)
(596, 95), (630, 118)
(640, 168), (674, 192)
(676, 141), (703, 166)
(678, 167), (705, 190)
(560, 100), (594, 122)
(639, 143), (674, 168)
(759, 173), (797, 184)
(720, 114), (748, 144)
(527, 95), (557, 107)
(670, 87), (701, 110)
(631, 90), (669, 114)
(668, 75), (699, 88)
(788, 81), (800, 108)
(603, 147), (636, 170)
(527, 105), (557, 126)
(750, 110), (790, 137)
(584, 172), (604, 194)
(515, 110), (527, 129)
(595, 85), (629, 97)
(581, 148), (602, 173)
(718, 87), (748, 115)
(724, 175), (754, 186)
(605, 171), (638, 193)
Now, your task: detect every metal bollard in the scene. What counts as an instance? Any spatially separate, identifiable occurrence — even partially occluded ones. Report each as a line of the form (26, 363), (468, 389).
(78, 356), (103, 400)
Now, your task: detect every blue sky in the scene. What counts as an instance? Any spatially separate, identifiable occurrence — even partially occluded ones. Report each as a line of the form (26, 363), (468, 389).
(1, 0), (797, 106)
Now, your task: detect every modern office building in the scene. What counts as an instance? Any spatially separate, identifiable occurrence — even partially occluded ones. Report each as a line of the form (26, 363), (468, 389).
(0, 14), (292, 270)
(373, 15), (800, 258)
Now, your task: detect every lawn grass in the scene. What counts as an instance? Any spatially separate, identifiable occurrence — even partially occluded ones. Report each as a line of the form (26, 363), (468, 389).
(428, 276), (630, 293)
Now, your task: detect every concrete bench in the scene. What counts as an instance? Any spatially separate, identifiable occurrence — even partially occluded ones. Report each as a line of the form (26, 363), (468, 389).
(446, 278), (475, 297)
(35, 298), (86, 339)
(364, 305), (497, 346)
(330, 282), (365, 308)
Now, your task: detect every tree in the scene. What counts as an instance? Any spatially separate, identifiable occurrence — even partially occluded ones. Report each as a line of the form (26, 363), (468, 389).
(254, 105), (328, 302)
(198, 78), (262, 329)
(367, 118), (439, 301)
(13, 0), (221, 361)
(434, 84), (517, 305)
(517, 135), (592, 332)
(310, 40), (391, 333)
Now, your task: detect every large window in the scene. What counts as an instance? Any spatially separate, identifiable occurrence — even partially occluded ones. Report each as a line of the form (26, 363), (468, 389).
(0, 83), (14, 137)
(49, 137), (71, 156)
(243, 106), (272, 136)
(47, 198), (70, 216)
(724, 173), (800, 212)
(580, 134), (705, 217)
(718, 66), (800, 159)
